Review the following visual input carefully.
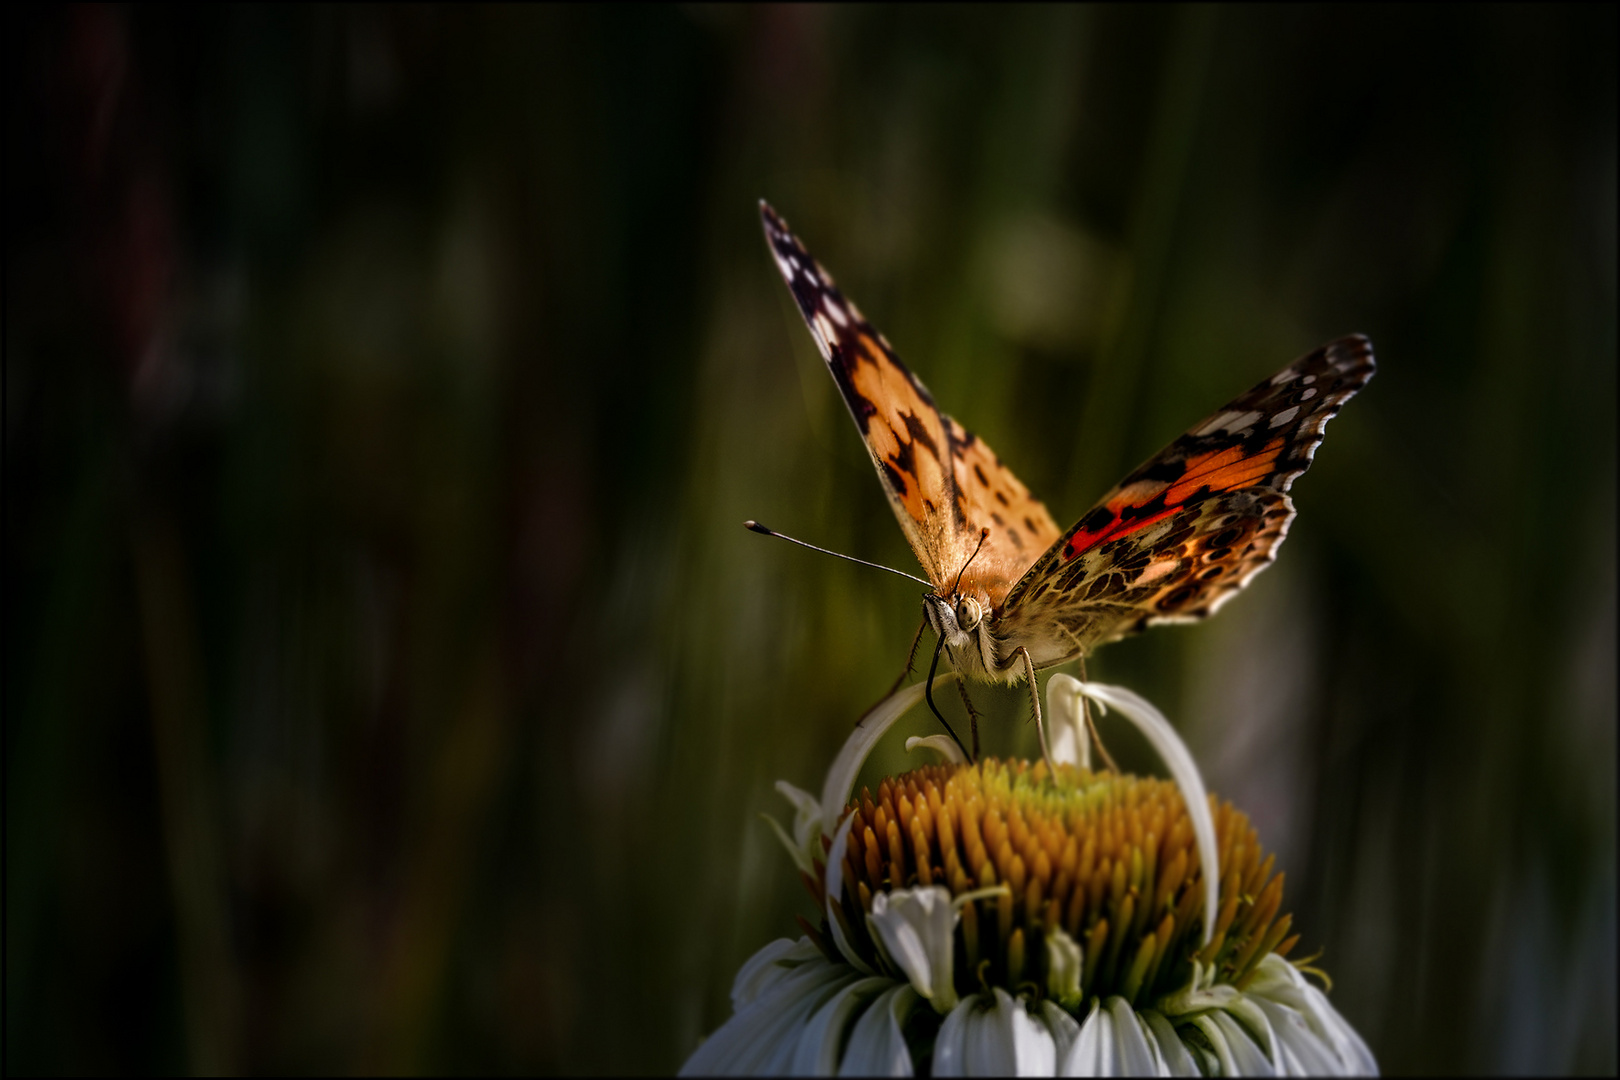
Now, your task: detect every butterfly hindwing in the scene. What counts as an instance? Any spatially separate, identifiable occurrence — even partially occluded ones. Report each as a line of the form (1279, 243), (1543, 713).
(1001, 336), (1375, 654)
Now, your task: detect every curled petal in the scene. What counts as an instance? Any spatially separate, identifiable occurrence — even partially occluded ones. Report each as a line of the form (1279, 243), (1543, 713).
(867, 886), (959, 1011)
(1045, 927), (1084, 1011)
(777, 786), (822, 854)
(821, 674), (956, 837)
(1043, 674), (1091, 770)
(1069, 680), (1220, 946)
(905, 733), (968, 765)
(824, 812), (877, 975)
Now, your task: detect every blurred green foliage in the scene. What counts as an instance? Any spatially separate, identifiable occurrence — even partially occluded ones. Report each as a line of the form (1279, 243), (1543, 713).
(5, 5), (1614, 1074)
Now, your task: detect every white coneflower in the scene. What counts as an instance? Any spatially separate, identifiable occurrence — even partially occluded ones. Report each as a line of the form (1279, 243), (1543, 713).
(682, 676), (1376, 1077)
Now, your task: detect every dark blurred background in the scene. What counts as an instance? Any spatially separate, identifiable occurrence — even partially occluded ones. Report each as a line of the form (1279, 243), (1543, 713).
(5, 5), (1614, 1074)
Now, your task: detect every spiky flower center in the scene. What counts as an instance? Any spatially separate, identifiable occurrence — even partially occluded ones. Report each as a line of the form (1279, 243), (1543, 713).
(816, 759), (1299, 1008)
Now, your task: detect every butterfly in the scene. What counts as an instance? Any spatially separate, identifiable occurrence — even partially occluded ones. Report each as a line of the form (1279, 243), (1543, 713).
(758, 200), (1374, 753)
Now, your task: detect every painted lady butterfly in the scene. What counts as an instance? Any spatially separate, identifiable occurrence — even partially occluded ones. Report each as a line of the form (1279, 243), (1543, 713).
(758, 201), (1374, 750)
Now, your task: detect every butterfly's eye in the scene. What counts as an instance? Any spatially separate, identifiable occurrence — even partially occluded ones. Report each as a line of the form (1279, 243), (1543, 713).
(955, 596), (983, 632)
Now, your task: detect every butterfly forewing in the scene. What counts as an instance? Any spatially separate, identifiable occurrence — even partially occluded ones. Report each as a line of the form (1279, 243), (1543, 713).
(760, 202), (1057, 598)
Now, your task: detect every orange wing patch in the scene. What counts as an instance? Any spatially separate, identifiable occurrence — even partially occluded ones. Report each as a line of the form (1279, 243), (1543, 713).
(846, 329), (951, 529)
(946, 416), (1060, 605)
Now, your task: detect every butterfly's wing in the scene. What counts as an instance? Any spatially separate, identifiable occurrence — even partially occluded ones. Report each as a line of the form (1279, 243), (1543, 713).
(1000, 335), (1375, 658)
(761, 202), (1059, 596)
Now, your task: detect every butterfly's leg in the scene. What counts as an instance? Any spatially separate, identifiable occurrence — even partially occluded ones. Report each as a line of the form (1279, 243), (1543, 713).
(1014, 647), (1055, 775)
(881, 613), (929, 699)
(924, 633), (972, 762)
(955, 680), (983, 761)
(1076, 655), (1120, 773)
(861, 611), (931, 725)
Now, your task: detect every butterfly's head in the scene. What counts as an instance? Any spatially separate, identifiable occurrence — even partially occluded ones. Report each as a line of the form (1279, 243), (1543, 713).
(924, 590), (988, 651)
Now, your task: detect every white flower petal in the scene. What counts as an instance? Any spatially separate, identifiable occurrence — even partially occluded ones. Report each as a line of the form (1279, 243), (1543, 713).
(821, 674), (957, 838)
(1205, 1010), (1279, 1076)
(1246, 955), (1378, 1075)
(934, 989), (1055, 1076)
(905, 733), (968, 764)
(782, 778), (826, 845)
(762, 813), (815, 877)
(1038, 1001), (1081, 1071)
(1140, 1010), (1203, 1076)
(824, 812), (878, 975)
(764, 783), (826, 877)
(1107, 996), (1167, 1076)
(1005, 995), (1060, 1077)
(1044, 673), (1091, 770)
(1071, 681), (1220, 946)
(1045, 927), (1084, 1011)
(867, 886), (960, 1011)
(1067, 997), (1116, 1075)
(682, 946), (862, 1076)
(838, 983), (921, 1076)
(1222, 996), (1282, 1068)
(792, 976), (893, 1076)
(1248, 996), (1342, 1076)
(732, 937), (822, 1009)
(1298, 983), (1378, 1075)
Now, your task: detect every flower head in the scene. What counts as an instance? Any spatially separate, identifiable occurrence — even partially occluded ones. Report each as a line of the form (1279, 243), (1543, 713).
(682, 677), (1376, 1076)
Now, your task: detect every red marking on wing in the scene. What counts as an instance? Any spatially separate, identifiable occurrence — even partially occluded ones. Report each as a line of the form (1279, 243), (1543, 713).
(1062, 503), (1178, 560)
(1059, 438), (1289, 560)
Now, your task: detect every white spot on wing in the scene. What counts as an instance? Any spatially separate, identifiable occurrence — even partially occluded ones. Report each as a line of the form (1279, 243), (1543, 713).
(1268, 405), (1300, 428)
(1272, 369), (1296, 386)
(1135, 559), (1180, 587)
(1299, 387), (1317, 401)
(1195, 410), (1262, 436)
(812, 312), (839, 349)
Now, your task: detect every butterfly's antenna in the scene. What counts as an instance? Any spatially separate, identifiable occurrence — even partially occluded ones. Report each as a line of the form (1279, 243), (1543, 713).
(951, 528), (991, 596)
(922, 628), (971, 762)
(744, 521), (932, 587)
